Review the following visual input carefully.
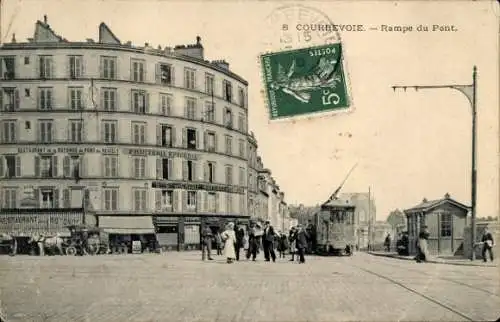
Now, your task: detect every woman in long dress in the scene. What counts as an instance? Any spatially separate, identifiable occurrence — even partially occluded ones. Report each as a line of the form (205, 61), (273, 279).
(222, 222), (237, 263)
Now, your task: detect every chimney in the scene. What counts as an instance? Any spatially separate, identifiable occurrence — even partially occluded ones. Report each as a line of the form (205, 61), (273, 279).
(44, 15), (48, 24)
(422, 198), (428, 203)
(11, 33), (16, 43)
(444, 193), (450, 199)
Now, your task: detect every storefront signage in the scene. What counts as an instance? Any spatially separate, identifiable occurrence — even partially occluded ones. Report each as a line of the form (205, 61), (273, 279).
(0, 212), (83, 235)
(17, 146), (199, 160)
(152, 182), (244, 194)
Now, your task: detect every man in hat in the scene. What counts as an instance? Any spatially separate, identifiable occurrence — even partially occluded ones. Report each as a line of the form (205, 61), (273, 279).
(235, 224), (245, 261)
(201, 225), (214, 261)
(263, 220), (276, 262)
(295, 224), (309, 264)
(246, 221), (260, 261)
(481, 226), (494, 262)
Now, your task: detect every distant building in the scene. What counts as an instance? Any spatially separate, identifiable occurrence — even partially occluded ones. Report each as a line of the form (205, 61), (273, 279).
(339, 192), (376, 250)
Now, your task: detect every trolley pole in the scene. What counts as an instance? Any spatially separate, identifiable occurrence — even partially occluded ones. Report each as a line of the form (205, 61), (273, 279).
(392, 66), (478, 260)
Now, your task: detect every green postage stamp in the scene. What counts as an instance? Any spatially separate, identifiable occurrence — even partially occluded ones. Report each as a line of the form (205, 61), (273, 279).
(260, 43), (350, 120)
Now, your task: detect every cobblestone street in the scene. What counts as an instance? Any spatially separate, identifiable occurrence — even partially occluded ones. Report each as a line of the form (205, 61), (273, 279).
(0, 252), (498, 322)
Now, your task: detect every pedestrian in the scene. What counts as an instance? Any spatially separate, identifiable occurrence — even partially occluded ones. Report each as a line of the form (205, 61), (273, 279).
(246, 222), (261, 261)
(295, 224), (309, 264)
(277, 231), (288, 259)
(384, 233), (392, 252)
(215, 229), (223, 255)
(288, 227), (298, 262)
(480, 227), (494, 262)
(263, 220), (277, 262)
(235, 225), (245, 261)
(221, 222), (237, 263)
(416, 226), (430, 263)
(243, 230), (250, 254)
(201, 225), (214, 261)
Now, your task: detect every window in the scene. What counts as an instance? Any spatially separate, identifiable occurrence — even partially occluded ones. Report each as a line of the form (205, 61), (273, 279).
(132, 156), (146, 178)
(69, 88), (84, 110)
(239, 195), (245, 214)
(440, 213), (452, 237)
(186, 128), (197, 149)
(205, 73), (214, 95)
(0, 88), (20, 111)
(1, 155), (19, 178)
(101, 88), (117, 111)
(226, 194), (233, 213)
(160, 93), (172, 116)
(103, 188), (118, 211)
(100, 56), (117, 79)
(225, 165), (233, 185)
(225, 135), (232, 155)
(38, 56), (53, 79)
(204, 101), (215, 123)
(187, 191), (197, 208)
(238, 139), (245, 158)
(38, 88), (53, 110)
(157, 189), (173, 210)
(133, 188), (147, 211)
(0, 56), (15, 79)
(69, 56), (83, 79)
(38, 120), (53, 143)
(239, 167), (245, 186)
(36, 155), (57, 178)
(206, 162), (215, 183)
(184, 160), (195, 181)
(131, 122), (146, 144)
(1, 120), (16, 143)
(238, 113), (245, 132)
(103, 155), (118, 177)
(40, 190), (55, 208)
(24, 57), (30, 65)
(68, 120), (83, 143)
(131, 59), (145, 82)
(223, 80), (232, 102)
(63, 155), (81, 179)
(185, 97), (197, 120)
(207, 192), (216, 213)
(158, 64), (173, 85)
(1, 188), (17, 208)
(131, 90), (148, 113)
(238, 87), (245, 107)
(184, 68), (196, 89)
(206, 132), (216, 152)
(224, 108), (233, 128)
(158, 124), (173, 147)
(156, 158), (172, 180)
(102, 120), (117, 143)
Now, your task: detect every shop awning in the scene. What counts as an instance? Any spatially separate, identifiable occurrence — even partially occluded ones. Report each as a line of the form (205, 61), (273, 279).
(98, 216), (155, 235)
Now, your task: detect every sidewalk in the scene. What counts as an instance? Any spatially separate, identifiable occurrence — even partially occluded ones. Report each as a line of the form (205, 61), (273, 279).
(368, 251), (497, 267)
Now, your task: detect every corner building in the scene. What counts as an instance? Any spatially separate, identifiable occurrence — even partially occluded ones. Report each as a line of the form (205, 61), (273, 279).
(0, 18), (251, 251)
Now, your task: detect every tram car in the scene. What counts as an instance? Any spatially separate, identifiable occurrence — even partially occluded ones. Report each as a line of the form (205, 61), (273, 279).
(313, 198), (356, 256)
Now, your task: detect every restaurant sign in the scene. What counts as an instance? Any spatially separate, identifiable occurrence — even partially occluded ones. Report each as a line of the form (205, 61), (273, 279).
(0, 212), (83, 236)
(152, 182), (245, 194)
(17, 146), (199, 160)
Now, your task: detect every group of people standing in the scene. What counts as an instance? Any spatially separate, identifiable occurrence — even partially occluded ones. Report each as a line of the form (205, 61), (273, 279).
(201, 220), (312, 264)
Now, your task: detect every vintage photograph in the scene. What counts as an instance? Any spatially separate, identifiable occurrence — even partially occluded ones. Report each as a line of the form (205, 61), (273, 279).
(0, 0), (498, 321)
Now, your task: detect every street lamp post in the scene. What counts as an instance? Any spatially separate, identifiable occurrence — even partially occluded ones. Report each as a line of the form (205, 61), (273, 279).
(391, 66), (478, 260)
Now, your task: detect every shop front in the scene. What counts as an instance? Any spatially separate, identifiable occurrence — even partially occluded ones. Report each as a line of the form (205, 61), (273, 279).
(97, 215), (156, 253)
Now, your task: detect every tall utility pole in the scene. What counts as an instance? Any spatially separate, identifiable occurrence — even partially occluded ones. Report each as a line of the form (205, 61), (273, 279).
(392, 66), (478, 260)
(368, 186), (371, 251)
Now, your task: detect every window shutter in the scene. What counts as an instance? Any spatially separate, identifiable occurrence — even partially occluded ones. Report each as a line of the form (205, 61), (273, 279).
(204, 162), (208, 182)
(203, 191), (208, 212)
(192, 161), (198, 181)
(14, 89), (20, 110)
(0, 189), (3, 209)
(171, 66), (175, 86)
(35, 156), (40, 177)
(0, 88), (3, 111)
(212, 163), (217, 184)
(182, 190), (187, 212)
(182, 128), (187, 148)
(184, 100), (188, 118)
(173, 190), (179, 212)
(156, 157), (162, 179)
(52, 155), (58, 177)
(53, 189), (60, 208)
(33, 188), (40, 208)
(215, 192), (220, 213)
(168, 159), (173, 180)
(79, 156), (85, 178)
(130, 157), (135, 178)
(63, 189), (70, 208)
(182, 160), (188, 180)
(171, 126), (177, 147)
(15, 156), (21, 177)
(214, 133), (218, 152)
(80, 57), (85, 78)
(155, 63), (160, 84)
(0, 157), (4, 177)
(63, 156), (70, 177)
(204, 131), (208, 151)
(196, 191), (202, 212)
(100, 90), (105, 112)
(196, 129), (200, 150)
(155, 189), (162, 211)
(145, 92), (150, 114)
(156, 124), (161, 146)
(129, 89), (133, 112)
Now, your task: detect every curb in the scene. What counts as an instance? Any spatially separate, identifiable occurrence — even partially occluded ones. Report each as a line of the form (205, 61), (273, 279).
(367, 252), (496, 268)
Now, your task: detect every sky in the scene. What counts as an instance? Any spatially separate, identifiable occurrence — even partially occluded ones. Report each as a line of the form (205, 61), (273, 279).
(1, 0), (498, 220)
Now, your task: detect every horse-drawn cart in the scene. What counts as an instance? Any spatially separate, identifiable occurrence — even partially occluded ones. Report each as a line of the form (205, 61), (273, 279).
(64, 225), (110, 255)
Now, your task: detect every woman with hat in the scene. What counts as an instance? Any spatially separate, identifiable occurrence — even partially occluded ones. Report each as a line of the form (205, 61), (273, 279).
(221, 222), (237, 263)
(416, 225), (430, 263)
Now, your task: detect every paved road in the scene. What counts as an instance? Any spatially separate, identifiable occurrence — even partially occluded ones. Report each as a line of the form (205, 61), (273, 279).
(0, 252), (498, 322)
